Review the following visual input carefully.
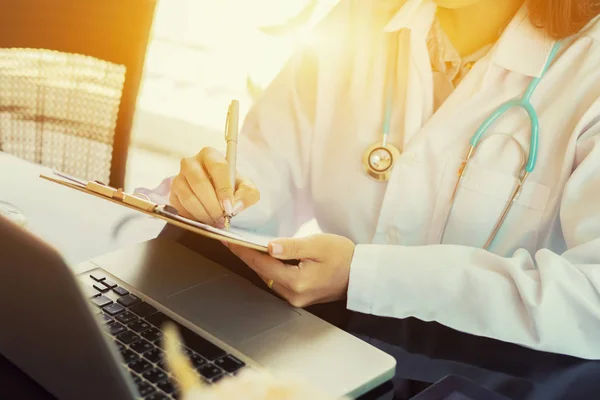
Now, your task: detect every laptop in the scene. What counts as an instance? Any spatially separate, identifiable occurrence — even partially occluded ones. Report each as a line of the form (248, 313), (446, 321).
(0, 215), (395, 400)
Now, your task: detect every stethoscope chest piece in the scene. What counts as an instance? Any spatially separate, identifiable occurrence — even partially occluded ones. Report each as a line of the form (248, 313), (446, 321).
(362, 141), (401, 181)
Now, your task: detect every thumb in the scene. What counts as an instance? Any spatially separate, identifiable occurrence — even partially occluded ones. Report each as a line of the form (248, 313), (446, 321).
(268, 236), (316, 260)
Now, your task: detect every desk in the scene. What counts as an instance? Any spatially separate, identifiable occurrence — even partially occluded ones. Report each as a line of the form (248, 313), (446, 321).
(0, 154), (393, 399)
(3, 152), (600, 400)
(0, 153), (165, 268)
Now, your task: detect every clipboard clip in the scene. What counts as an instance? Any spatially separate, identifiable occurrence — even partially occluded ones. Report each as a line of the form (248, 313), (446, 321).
(49, 169), (179, 214)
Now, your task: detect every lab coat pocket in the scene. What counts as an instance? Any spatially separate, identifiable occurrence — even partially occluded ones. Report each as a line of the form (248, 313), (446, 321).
(431, 157), (551, 256)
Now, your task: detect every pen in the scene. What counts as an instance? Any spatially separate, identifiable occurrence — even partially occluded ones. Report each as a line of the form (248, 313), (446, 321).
(224, 99), (239, 230)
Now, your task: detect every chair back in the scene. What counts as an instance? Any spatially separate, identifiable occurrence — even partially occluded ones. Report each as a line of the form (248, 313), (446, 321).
(0, 0), (156, 188)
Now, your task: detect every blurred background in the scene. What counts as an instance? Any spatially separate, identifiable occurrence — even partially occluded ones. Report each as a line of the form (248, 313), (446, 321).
(127, 0), (338, 191)
(0, 0), (338, 191)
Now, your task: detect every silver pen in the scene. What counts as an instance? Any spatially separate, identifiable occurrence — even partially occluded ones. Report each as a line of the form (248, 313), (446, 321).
(223, 100), (239, 230)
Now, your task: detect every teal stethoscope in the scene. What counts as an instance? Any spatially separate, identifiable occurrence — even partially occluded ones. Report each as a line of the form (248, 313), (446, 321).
(362, 35), (563, 249)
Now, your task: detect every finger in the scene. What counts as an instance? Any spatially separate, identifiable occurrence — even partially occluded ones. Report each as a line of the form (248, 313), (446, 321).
(256, 272), (313, 308)
(180, 157), (224, 222)
(255, 272), (297, 301)
(267, 235), (327, 261)
(232, 176), (260, 216)
(228, 244), (299, 287)
(169, 190), (195, 219)
(171, 175), (215, 223)
(198, 147), (234, 215)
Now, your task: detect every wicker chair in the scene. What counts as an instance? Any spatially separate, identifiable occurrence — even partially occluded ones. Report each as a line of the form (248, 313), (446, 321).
(0, 0), (156, 188)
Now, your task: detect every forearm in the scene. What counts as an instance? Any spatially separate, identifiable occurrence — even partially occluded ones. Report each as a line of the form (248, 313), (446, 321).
(347, 242), (600, 359)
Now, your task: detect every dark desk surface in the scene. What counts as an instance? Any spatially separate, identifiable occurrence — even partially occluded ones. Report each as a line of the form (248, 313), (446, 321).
(2, 153), (599, 400)
(348, 314), (600, 399)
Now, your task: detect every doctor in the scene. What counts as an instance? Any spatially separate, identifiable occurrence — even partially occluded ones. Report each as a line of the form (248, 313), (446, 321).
(143, 0), (600, 359)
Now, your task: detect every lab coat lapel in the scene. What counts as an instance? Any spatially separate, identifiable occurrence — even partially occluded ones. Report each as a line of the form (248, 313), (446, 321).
(368, 1), (438, 244)
(384, 0), (437, 151)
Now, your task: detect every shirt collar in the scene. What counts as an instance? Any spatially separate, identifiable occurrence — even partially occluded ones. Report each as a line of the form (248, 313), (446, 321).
(382, 0), (557, 78)
(491, 4), (557, 78)
(383, 0), (436, 38)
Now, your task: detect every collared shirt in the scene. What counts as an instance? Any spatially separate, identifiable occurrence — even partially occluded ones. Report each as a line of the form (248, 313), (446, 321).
(427, 18), (491, 111)
(139, 0), (600, 359)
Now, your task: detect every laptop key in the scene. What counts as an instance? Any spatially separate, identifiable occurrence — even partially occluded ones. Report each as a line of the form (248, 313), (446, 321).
(99, 313), (113, 325)
(144, 312), (175, 328)
(130, 372), (141, 384)
(92, 283), (109, 293)
(129, 302), (157, 318)
(190, 353), (207, 368)
(117, 330), (141, 345)
(156, 360), (168, 372)
(178, 326), (226, 361)
(146, 313), (225, 360)
(156, 378), (176, 394)
(143, 348), (164, 363)
(128, 358), (154, 374)
(129, 320), (152, 333)
(119, 348), (139, 363)
(101, 279), (118, 289)
(91, 295), (112, 308)
(140, 327), (162, 342)
(117, 294), (141, 308)
(113, 286), (129, 296)
(214, 355), (245, 373)
(115, 311), (138, 325)
(130, 340), (154, 354)
(90, 273), (106, 282)
(107, 322), (126, 336)
(135, 381), (155, 397)
(197, 364), (223, 380)
(103, 303), (126, 316)
(142, 368), (168, 384)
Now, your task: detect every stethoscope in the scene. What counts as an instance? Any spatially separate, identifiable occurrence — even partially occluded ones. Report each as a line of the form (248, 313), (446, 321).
(362, 34), (563, 249)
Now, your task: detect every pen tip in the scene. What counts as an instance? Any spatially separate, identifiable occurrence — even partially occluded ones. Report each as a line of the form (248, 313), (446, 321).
(224, 216), (231, 230)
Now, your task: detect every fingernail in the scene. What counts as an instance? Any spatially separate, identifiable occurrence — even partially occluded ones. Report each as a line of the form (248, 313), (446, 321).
(222, 199), (233, 215)
(232, 200), (244, 215)
(269, 242), (283, 255)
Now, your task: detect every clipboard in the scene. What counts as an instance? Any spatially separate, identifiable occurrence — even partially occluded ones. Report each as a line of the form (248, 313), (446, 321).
(39, 170), (274, 252)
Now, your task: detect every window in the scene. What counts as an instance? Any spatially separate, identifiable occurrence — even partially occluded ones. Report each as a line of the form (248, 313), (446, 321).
(125, 0), (338, 190)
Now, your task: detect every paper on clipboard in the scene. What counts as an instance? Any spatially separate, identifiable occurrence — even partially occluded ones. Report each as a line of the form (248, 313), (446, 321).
(38, 170), (276, 251)
(156, 207), (275, 249)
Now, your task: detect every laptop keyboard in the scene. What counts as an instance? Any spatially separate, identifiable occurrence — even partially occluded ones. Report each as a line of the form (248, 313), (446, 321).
(84, 272), (246, 399)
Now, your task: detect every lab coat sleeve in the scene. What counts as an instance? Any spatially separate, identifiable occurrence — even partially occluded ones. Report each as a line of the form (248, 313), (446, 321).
(134, 3), (353, 237)
(215, 2), (355, 236)
(134, 45), (319, 237)
(347, 117), (600, 359)
(225, 46), (319, 237)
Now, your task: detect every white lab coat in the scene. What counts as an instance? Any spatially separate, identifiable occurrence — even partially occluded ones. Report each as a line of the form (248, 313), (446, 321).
(143, 1), (600, 359)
